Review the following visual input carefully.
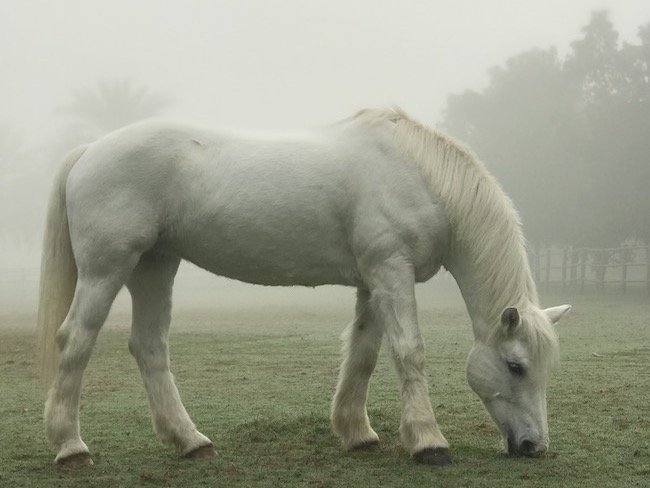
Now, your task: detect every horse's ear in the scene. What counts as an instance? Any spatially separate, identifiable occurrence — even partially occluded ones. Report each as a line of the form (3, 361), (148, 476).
(501, 307), (521, 333)
(544, 304), (572, 324)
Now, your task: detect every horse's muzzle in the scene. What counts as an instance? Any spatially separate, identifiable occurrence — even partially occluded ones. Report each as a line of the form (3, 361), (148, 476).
(507, 436), (547, 457)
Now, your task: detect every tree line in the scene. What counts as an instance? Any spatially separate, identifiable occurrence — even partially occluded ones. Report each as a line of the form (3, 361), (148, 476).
(1, 11), (647, 257)
(442, 11), (649, 248)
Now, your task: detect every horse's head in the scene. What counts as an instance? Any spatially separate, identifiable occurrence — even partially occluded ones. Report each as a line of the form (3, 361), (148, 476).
(465, 304), (570, 457)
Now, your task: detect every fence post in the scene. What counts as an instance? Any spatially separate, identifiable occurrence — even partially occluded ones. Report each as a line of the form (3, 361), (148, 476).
(570, 248), (578, 290)
(597, 250), (606, 293)
(647, 246), (650, 297)
(545, 249), (552, 292)
(561, 248), (568, 292)
(621, 250), (627, 295)
(580, 249), (587, 293)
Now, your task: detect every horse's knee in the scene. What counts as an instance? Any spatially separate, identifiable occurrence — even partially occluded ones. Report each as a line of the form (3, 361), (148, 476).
(391, 339), (426, 371)
(128, 336), (152, 363)
(128, 335), (169, 371)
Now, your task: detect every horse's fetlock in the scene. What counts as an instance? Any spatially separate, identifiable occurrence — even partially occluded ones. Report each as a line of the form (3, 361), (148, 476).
(330, 406), (349, 434)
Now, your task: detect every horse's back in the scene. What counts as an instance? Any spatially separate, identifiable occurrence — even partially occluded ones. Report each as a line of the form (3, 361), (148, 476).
(65, 119), (450, 286)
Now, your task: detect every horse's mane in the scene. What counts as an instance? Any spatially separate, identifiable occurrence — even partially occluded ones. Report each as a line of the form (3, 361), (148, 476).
(354, 107), (557, 368)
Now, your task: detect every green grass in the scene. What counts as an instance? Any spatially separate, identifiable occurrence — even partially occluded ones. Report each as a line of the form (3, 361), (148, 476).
(1, 299), (648, 487)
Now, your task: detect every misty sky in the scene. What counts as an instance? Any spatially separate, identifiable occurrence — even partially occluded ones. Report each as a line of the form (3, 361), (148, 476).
(2, 1), (649, 312)
(3, 0), (650, 139)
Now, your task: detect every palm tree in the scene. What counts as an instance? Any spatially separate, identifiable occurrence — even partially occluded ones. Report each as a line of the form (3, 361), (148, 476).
(61, 79), (173, 137)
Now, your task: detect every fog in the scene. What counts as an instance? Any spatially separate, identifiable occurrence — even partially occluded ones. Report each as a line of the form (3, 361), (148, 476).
(2, 1), (649, 318)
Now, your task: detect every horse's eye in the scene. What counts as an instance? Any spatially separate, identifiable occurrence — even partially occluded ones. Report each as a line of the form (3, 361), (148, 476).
(507, 361), (524, 376)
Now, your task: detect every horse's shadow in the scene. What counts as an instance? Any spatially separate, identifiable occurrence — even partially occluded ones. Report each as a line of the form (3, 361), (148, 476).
(224, 411), (413, 467)
(227, 413), (339, 462)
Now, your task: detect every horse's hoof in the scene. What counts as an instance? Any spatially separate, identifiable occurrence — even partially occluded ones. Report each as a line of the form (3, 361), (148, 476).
(57, 452), (94, 467)
(348, 439), (381, 452)
(413, 447), (452, 466)
(184, 444), (217, 459)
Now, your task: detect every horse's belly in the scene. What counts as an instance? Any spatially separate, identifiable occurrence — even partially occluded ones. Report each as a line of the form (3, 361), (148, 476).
(176, 237), (358, 287)
(196, 256), (356, 287)
(167, 204), (359, 287)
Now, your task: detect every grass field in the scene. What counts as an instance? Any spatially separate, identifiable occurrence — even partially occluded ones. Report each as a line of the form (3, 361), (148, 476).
(1, 296), (648, 487)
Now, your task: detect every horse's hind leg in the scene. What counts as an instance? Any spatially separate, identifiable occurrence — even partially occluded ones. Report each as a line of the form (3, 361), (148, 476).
(46, 261), (137, 465)
(126, 252), (214, 458)
(331, 288), (383, 451)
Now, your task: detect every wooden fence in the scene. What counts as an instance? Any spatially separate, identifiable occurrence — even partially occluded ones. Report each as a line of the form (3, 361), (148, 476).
(530, 246), (650, 295)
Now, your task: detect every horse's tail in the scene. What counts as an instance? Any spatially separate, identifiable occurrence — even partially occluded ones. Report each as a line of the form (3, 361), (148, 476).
(36, 145), (88, 389)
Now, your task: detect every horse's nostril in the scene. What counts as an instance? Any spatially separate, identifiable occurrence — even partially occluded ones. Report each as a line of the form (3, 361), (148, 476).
(519, 439), (540, 457)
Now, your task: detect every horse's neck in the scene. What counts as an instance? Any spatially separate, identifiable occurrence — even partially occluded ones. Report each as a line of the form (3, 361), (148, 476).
(446, 243), (537, 342)
(369, 108), (539, 338)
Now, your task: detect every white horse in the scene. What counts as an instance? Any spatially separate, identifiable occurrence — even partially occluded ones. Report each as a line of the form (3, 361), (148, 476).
(37, 107), (570, 467)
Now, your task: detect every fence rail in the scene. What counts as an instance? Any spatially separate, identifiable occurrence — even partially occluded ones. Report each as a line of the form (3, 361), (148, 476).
(530, 245), (650, 295)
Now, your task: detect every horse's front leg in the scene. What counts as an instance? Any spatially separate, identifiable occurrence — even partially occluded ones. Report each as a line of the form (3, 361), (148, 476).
(367, 257), (452, 465)
(331, 287), (383, 451)
(127, 253), (214, 458)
